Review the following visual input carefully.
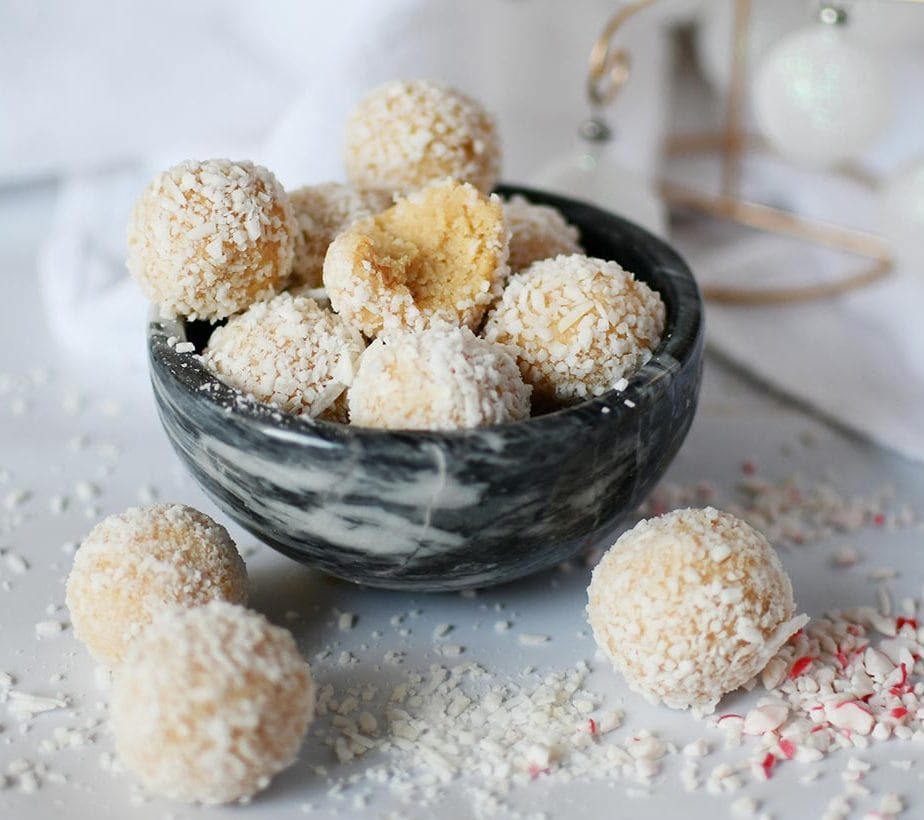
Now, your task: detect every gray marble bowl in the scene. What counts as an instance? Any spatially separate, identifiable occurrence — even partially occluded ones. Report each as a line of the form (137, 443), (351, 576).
(148, 185), (703, 591)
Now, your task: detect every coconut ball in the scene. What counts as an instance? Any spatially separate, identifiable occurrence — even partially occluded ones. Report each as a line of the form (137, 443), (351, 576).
(344, 79), (500, 195)
(587, 507), (808, 713)
(289, 182), (392, 288)
(127, 159), (296, 321)
(504, 195), (582, 272)
(483, 254), (665, 407)
(65, 505), (247, 668)
(349, 325), (531, 430)
(202, 291), (365, 421)
(110, 601), (314, 804)
(324, 178), (508, 337)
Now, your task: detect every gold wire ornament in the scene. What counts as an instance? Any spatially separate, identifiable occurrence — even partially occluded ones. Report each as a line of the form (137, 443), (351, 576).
(586, 0), (895, 305)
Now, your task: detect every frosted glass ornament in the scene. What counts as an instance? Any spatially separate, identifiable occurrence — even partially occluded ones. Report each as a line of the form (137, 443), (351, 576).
(753, 24), (891, 169)
(694, 0), (805, 93)
(534, 137), (666, 238)
(881, 159), (924, 273)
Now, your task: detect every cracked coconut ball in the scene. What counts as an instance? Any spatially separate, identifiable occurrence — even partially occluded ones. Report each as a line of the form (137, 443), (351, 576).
(323, 178), (508, 338)
(202, 290), (365, 421)
(348, 325), (531, 430)
(484, 254), (664, 407)
(110, 601), (314, 804)
(587, 507), (808, 713)
(288, 182), (392, 288)
(65, 504), (248, 668)
(344, 79), (500, 195)
(127, 159), (296, 321)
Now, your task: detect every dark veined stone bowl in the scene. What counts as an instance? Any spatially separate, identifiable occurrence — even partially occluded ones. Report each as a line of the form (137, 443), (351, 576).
(148, 185), (704, 591)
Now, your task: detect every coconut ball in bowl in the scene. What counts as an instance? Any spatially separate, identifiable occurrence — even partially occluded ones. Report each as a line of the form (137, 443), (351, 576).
(148, 185), (703, 590)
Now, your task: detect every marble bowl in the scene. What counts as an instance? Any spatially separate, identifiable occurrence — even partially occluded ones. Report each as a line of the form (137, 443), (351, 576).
(148, 185), (703, 591)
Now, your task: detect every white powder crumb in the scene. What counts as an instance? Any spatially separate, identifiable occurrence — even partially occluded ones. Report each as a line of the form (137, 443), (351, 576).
(518, 633), (550, 647)
(4, 489), (30, 509)
(48, 495), (67, 515)
(338, 652), (356, 667)
(831, 546), (861, 567)
(137, 485), (158, 504)
(438, 644), (464, 658)
(384, 651), (405, 666)
(74, 481), (99, 502)
(0, 672), (14, 689)
(624, 399), (636, 408)
(174, 342), (196, 354)
(614, 378), (629, 392)
(869, 567), (898, 581)
(338, 612), (356, 632)
(799, 769), (822, 784)
(494, 620), (511, 633)
(5, 553), (28, 574)
(60, 541), (77, 555)
(389, 614), (404, 627)
(7, 691), (68, 720)
(34, 621), (65, 639)
(433, 623), (453, 639)
(731, 797), (759, 818)
(847, 757), (871, 773)
(94, 666), (112, 693)
(890, 760), (914, 771)
(682, 739), (709, 758)
(879, 793), (904, 816)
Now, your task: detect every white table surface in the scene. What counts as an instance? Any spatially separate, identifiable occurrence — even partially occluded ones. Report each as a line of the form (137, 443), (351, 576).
(1, 183), (923, 820)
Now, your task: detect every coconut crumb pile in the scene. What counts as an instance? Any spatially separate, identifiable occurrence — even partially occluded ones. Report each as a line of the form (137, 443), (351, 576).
(202, 290), (365, 421)
(127, 159), (295, 321)
(484, 254), (665, 406)
(587, 508), (807, 712)
(348, 326), (531, 430)
(343, 79), (500, 195)
(504, 195), (583, 273)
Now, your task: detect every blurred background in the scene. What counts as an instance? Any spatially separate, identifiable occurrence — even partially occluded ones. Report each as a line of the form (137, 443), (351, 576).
(1, 0), (922, 459)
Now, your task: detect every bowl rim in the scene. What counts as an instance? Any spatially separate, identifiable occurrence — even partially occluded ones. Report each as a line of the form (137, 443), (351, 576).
(148, 184), (703, 445)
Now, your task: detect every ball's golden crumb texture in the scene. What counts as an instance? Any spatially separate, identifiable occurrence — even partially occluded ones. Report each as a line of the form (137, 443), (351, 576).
(587, 507), (808, 713)
(503, 195), (582, 272)
(127, 159), (296, 321)
(110, 602), (314, 804)
(344, 79), (500, 195)
(202, 291), (365, 420)
(289, 183), (392, 288)
(65, 505), (247, 668)
(349, 326), (531, 430)
(323, 178), (508, 337)
(483, 254), (665, 406)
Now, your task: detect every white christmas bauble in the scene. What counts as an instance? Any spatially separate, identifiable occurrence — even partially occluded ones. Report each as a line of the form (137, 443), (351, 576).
(881, 160), (924, 273)
(753, 25), (892, 169)
(694, 0), (806, 93)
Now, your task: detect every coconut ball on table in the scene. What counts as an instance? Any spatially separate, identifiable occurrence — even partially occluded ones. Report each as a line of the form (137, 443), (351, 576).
(344, 79), (500, 195)
(349, 325), (531, 430)
(323, 178), (508, 338)
(110, 601), (314, 804)
(65, 504), (247, 668)
(587, 507), (808, 713)
(127, 158), (296, 321)
(483, 254), (664, 408)
(503, 194), (583, 272)
(202, 290), (365, 422)
(288, 182), (392, 288)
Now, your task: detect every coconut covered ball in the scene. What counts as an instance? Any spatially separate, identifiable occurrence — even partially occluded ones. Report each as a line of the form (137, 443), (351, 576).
(65, 505), (247, 668)
(127, 159), (296, 321)
(110, 601), (314, 804)
(349, 325), (531, 430)
(202, 290), (365, 421)
(289, 182), (392, 288)
(344, 79), (500, 195)
(587, 507), (808, 713)
(483, 254), (665, 407)
(324, 178), (508, 337)
(504, 195), (582, 272)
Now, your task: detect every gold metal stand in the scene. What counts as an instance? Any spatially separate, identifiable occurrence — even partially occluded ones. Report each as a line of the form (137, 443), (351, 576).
(587, 0), (895, 305)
